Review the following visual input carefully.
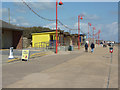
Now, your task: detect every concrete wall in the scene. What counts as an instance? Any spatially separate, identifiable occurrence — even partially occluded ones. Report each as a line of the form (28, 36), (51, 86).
(2, 29), (23, 49)
(0, 29), (2, 49)
(2, 30), (13, 49)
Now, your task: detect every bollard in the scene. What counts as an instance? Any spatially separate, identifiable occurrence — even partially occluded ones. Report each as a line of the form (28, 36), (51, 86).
(109, 47), (113, 53)
(8, 47), (14, 59)
(106, 46), (113, 88)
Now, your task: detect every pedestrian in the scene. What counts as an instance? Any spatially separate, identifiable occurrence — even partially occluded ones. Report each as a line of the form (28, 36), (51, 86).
(85, 42), (88, 52)
(30, 40), (32, 47)
(100, 42), (103, 46)
(90, 42), (95, 53)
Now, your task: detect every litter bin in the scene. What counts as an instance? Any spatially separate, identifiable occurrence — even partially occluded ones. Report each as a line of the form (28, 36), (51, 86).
(68, 45), (73, 51)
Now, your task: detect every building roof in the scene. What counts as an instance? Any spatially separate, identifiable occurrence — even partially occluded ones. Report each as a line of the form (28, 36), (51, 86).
(0, 20), (24, 31)
(33, 30), (56, 33)
(71, 34), (86, 36)
(33, 30), (64, 33)
(64, 32), (70, 36)
(32, 30), (60, 35)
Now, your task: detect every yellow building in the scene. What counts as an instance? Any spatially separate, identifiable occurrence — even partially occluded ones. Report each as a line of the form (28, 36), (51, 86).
(32, 30), (60, 48)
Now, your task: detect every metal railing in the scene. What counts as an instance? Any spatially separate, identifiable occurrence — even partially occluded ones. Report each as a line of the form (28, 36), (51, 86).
(34, 41), (86, 51)
(34, 41), (70, 51)
(34, 41), (55, 49)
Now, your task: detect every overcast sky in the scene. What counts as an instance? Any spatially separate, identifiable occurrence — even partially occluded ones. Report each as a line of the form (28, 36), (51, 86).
(0, 1), (118, 42)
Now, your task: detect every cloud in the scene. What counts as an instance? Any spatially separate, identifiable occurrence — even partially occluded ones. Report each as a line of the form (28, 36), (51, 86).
(15, 16), (30, 26)
(20, 22), (29, 26)
(13, 2), (55, 14)
(8, 16), (30, 26)
(43, 23), (56, 29)
(43, 22), (72, 33)
(2, 0), (54, 2)
(86, 15), (99, 20)
(16, 22), (30, 26)
(101, 22), (118, 41)
(73, 21), (118, 42)
(43, 22), (67, 30)
(110, 11), (118, 15)
(79, 12), (100, 20)
(0, 8), (8, 13)
(11, 18), (16, 23)
(74, 22), (88, 34)
(16, 8), (26, 13)
(27, 2), (55, 11)
(0, 8), (8, 18)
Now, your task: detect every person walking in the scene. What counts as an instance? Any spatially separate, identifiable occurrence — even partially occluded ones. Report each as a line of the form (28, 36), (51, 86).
(85, 42), (88, 52)
(90, 42), (95, 53)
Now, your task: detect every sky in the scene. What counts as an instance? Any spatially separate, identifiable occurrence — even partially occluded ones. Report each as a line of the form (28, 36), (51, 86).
(0, 1), (118, 42)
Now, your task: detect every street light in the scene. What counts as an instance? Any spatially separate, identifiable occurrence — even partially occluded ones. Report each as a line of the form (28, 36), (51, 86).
(98, 30), (101, 45)
(56, 0), (63, 54)
(93, 27), (96, 43)
(78, 15), (83, 50)
(88, 22), (91, 47)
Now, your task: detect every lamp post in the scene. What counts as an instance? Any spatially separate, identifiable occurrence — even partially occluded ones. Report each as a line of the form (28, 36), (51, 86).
(98, 33), (99, 45)
(56, 0), (63, 54)
(98, 30), (101, 45)
(93, 27), (96, 43)
(88, 22), (91, 47)
(78, 15), (83, 50)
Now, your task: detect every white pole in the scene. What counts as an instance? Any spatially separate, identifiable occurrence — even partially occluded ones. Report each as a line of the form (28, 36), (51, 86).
(8, 47), (14, 59)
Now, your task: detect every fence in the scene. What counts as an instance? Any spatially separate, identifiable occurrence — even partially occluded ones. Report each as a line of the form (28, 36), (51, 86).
(34, 41), (70, 52)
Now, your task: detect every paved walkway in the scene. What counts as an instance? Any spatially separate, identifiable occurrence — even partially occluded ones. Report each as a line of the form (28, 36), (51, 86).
(1, 48), (50, 64)
(2, 45), (118, 88)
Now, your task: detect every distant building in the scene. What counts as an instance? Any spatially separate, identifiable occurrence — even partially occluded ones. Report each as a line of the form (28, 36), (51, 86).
(32, 30), (86, 48)
(0, 20), (23, 49)
(79, 34), (86, 45)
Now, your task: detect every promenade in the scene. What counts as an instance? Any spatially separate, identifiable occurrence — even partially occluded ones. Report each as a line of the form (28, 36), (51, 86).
(2, 45), (118, 88)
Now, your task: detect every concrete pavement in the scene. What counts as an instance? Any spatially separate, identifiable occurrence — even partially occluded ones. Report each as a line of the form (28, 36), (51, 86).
(2, 45), (118, 88)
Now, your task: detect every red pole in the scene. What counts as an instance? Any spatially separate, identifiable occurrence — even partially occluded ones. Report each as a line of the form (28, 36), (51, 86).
(96, 35), (97, 44)
(93, 27), (95, 43)
(93, 28), (94, 43)
(56, 0), (58, 53)
(88, 23), (89, 47)
(98, 33), (99, 45)
(78, 15), (80, 50)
